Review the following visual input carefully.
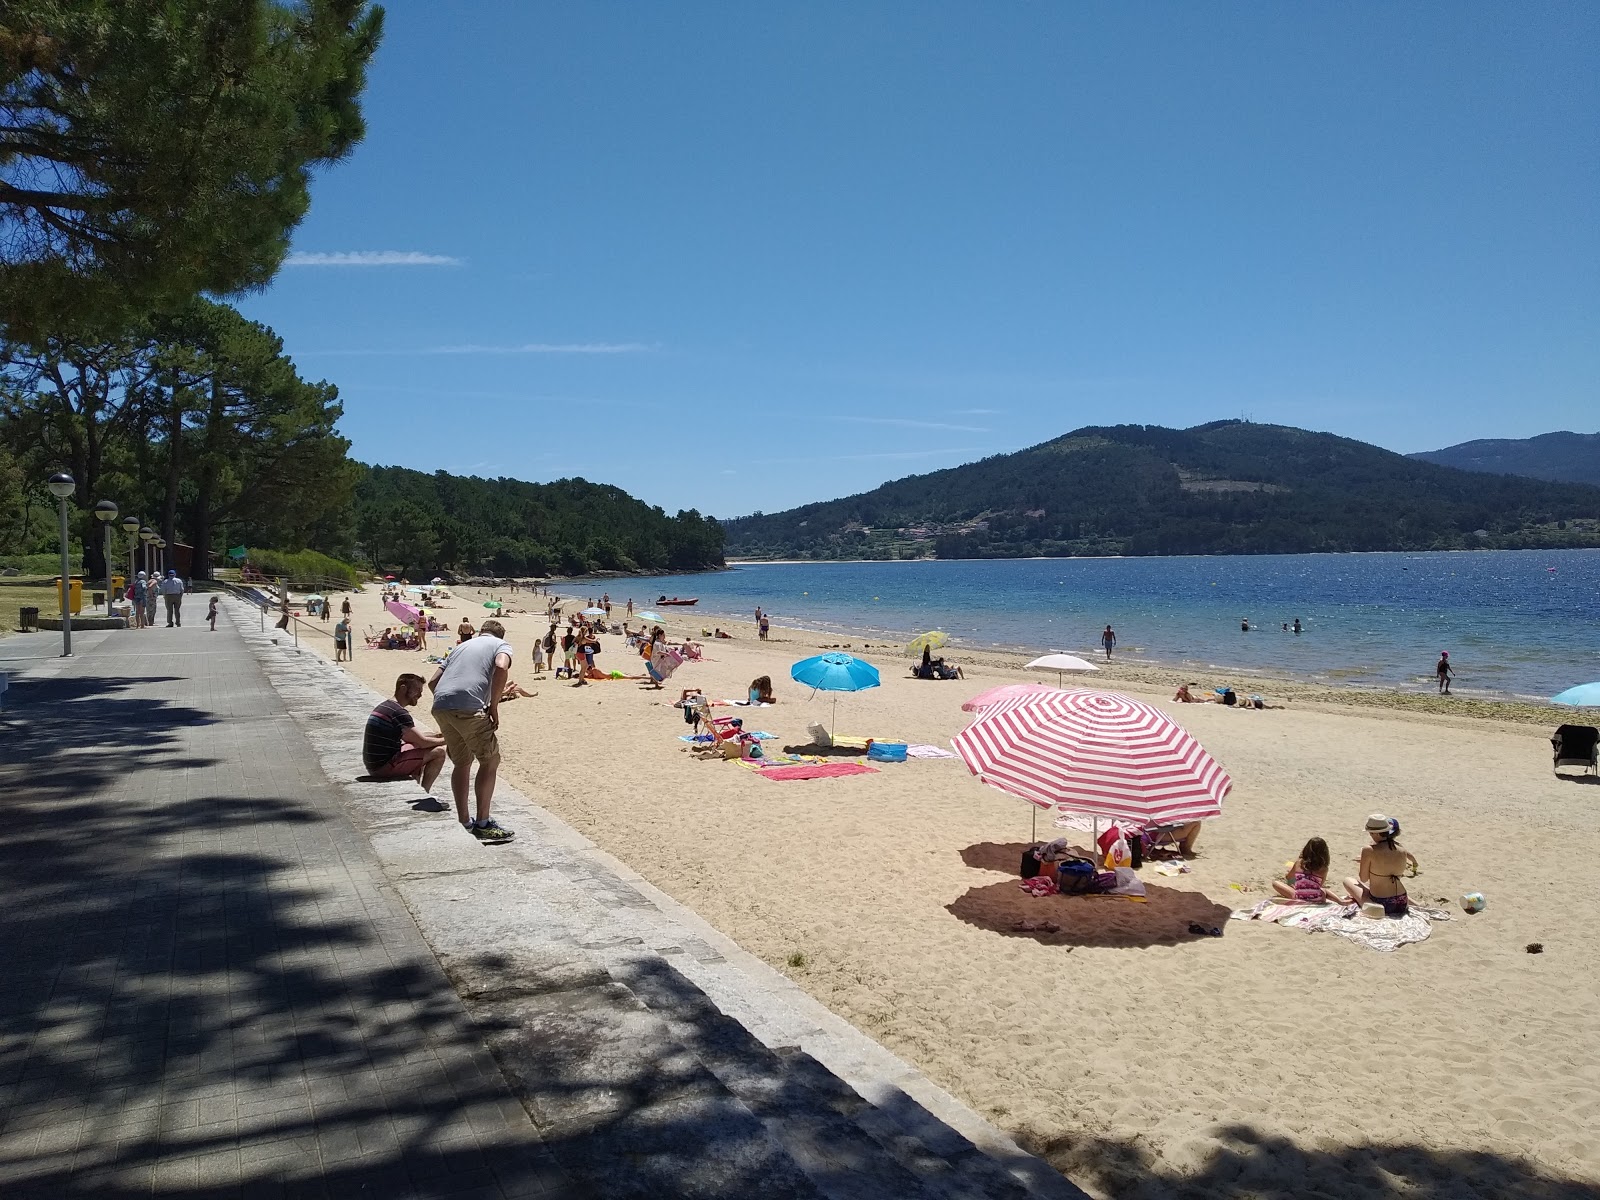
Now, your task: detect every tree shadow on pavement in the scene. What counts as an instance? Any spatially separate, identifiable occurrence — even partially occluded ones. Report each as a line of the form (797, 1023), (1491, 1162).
(1024, 1121), (1600, 1200)
(0, 674), (218, 800)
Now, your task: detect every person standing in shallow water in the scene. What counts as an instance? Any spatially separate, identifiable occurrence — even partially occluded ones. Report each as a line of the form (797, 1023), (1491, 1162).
(1435, 651), (1454, 695)
(1100, 624), (1116, 660)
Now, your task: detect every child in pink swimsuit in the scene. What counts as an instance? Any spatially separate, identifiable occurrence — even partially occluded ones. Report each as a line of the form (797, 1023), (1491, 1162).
(1272, 837), (1338, 902)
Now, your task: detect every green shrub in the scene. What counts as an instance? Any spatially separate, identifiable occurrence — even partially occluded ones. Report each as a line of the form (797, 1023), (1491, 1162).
(246, 547), (361, 589)
(0, 552), (85, 575)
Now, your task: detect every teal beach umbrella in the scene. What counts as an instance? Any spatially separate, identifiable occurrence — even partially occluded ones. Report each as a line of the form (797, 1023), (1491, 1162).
(791, 652), (881, 739)
(1551, 682), (1600, 707)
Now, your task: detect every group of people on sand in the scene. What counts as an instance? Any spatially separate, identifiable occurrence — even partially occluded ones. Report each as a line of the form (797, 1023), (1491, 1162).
(1272, 815), (1418, 915)
(1173, 683), (1276, 709)
(913, 643), (964, 680)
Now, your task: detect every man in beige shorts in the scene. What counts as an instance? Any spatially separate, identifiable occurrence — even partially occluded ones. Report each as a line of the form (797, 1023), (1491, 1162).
(428, 618), (515, 843)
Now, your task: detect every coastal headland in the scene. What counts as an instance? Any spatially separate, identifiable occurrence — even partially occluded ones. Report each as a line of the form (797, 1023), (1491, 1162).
(316, 581), (1600, 1197)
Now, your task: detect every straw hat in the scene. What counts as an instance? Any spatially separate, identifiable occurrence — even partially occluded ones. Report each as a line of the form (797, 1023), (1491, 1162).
(1365, 813), (1393, 833)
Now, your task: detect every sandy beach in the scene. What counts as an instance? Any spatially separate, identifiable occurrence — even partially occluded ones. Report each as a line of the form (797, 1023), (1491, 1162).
(305, 583), (1600, 1198)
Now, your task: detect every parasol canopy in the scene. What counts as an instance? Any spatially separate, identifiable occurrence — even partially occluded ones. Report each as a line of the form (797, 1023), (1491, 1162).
(1551, 682), (1600, 707)
(907, 630), (949, 656)
(791, 653), (881, 740)
(953, 688), (1230, 829)
(961, 682), (1056, 712)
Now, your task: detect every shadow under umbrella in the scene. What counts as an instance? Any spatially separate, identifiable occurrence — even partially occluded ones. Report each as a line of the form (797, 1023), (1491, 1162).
(947, 877), (1234, 948)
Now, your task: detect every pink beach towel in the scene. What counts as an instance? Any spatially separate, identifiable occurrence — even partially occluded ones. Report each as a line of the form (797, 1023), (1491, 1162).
(755, 763), (879, 781)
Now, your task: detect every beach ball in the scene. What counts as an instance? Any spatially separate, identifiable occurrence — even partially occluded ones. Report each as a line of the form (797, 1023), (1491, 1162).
(1460, 892), (1487, 913)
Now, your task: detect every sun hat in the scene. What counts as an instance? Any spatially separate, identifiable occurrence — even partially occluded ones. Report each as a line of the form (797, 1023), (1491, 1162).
(1366, 813), (1393, 833)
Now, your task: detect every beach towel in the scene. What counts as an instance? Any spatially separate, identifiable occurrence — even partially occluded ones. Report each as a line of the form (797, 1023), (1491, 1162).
(1230, 898), (1451, 952)
(680, 731), (776, 742)
(755, 763), (879, 781)
(905, 744), (958, 759)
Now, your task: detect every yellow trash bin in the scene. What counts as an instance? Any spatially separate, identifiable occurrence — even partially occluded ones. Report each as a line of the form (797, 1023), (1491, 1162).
(54, 577), (83, 615)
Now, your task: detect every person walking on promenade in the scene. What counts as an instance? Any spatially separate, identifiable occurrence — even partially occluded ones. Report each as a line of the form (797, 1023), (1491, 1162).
(1101, 624), (1117, 661)
(207, 594), (220, 631)
(131, 571), (149, 630)
(160, 569), (185, 626)
(1435, 651), (1454, 695)
(275, 590), (290, 630)
(428, 618), (515, 844)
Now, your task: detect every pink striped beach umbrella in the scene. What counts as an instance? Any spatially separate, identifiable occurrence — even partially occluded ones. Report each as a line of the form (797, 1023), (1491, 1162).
(953, 688), (1231, 828)
(960, 682), (1057, 713)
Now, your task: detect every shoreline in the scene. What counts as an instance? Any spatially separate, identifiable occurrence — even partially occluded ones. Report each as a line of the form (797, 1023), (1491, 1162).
(566, 592), (1575, 726)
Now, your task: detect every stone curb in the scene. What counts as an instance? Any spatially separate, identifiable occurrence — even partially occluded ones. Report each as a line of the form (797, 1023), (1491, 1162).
(234, 600), (1085, 1199)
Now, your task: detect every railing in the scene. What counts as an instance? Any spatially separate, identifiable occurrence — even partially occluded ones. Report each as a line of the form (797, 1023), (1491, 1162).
(207, 579), (348, 657)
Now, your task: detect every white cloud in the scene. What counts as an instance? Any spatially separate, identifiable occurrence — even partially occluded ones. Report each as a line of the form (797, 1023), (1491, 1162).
(300, 343), (655, 357)
(834, 415), (990, 433)
(427, 342), (654, 355)
(285, 250), (462, 266)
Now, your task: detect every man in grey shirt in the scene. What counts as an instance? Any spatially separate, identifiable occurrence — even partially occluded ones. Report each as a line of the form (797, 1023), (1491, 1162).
(427, 618), (515, 843)
(159, 570), (186, 627)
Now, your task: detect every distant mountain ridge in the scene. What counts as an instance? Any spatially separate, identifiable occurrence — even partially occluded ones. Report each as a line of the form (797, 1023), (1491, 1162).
(1408, 432), (1600, 487)
(722, 421), (1600, 560)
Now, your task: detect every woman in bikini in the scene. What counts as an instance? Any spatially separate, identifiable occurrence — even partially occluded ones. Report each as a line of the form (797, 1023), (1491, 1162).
(1341, 814), (1418, 915)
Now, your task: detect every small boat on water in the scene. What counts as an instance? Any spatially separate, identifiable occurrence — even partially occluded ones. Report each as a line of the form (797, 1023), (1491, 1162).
(656, 597), (699, 606)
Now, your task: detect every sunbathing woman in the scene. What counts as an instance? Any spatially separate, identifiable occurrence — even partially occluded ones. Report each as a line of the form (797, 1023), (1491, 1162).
(1271, 837), (1340, 902)
(500, 680), (536, 701)
(1341, 815), (1418, 915)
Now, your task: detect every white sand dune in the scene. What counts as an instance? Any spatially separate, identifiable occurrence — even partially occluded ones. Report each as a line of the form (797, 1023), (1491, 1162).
(322, 586), (1600, 1197)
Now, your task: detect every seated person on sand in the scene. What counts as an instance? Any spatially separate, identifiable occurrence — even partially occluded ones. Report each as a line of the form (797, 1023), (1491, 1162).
(1340, 814), (1417, 916)
(1174, 683), (1204, 702)
(1271, 837), (1341, 902)
(362, 673), (447, 792)
(915, 645), (964, 680)
(746, 676), (776, 705)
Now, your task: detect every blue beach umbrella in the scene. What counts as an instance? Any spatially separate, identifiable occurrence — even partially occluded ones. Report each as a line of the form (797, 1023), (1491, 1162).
(791, 653), (881, 739)
(1551, 682), (1600, 707)
(637, 610), (663, 622)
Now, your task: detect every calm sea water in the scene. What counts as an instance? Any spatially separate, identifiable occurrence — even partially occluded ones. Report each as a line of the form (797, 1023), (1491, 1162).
(613, 551), (1600, 701)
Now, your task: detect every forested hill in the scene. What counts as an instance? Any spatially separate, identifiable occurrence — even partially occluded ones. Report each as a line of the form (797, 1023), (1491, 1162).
(355, 466), (724, 577)
(1409, 432), (1600, 487)
(722, 421), (1600, 560)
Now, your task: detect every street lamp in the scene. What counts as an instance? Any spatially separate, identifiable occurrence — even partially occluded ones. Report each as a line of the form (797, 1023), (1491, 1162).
(94, 500), (118, 617)
(139, 527), (155, 577)
(155, 537), (167, 576)
(46, 472), (75, 657)
(121, 516), (141, 628)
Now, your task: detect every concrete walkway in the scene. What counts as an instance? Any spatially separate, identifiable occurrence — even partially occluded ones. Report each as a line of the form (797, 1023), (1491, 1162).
(0, 604), (1086, 1199)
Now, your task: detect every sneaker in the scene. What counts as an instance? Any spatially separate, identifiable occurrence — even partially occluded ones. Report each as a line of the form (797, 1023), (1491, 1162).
(470, 819), (515, 845)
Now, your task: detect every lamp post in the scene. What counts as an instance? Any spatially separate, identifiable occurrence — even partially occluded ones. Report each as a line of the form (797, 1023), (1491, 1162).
(121, 516), (140, 578)
(94, 500), (118, 616)
(139, 527), (155, 577)
(46, 472), (76, 657)
(156, 537), (167, 577)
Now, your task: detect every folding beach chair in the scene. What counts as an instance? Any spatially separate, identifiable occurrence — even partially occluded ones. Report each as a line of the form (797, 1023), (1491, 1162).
(1552, 725), (1599, 776)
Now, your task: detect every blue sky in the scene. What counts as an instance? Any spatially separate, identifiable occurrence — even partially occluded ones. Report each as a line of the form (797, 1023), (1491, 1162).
(238, 2), (1599, 519)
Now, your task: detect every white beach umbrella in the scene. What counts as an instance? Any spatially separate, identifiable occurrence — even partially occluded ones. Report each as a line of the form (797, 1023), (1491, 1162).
(1026, 653), (1101, 685)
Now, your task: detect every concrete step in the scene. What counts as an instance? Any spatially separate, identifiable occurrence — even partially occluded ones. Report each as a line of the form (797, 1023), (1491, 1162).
(617, 956), (1036, 1200)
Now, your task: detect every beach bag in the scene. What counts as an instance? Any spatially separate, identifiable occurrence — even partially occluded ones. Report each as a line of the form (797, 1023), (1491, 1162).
(1020, 847), (1043, 879)
(1057, 859), (1098, 895)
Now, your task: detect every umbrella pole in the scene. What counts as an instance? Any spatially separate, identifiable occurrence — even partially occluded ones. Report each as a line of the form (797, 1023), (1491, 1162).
(1031, 807), (1037, 841)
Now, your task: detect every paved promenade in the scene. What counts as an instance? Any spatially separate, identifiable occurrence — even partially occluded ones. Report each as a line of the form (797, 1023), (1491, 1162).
(0, 604), (1085, 1199)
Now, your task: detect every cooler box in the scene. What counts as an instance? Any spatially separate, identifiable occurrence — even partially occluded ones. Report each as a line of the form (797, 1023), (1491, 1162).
(867, 741), (908, 762)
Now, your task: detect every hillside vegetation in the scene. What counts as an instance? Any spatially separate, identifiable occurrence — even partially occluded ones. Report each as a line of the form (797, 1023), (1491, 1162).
(723, 421), (1600, 559)
(1409, 431), (1600, 487)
